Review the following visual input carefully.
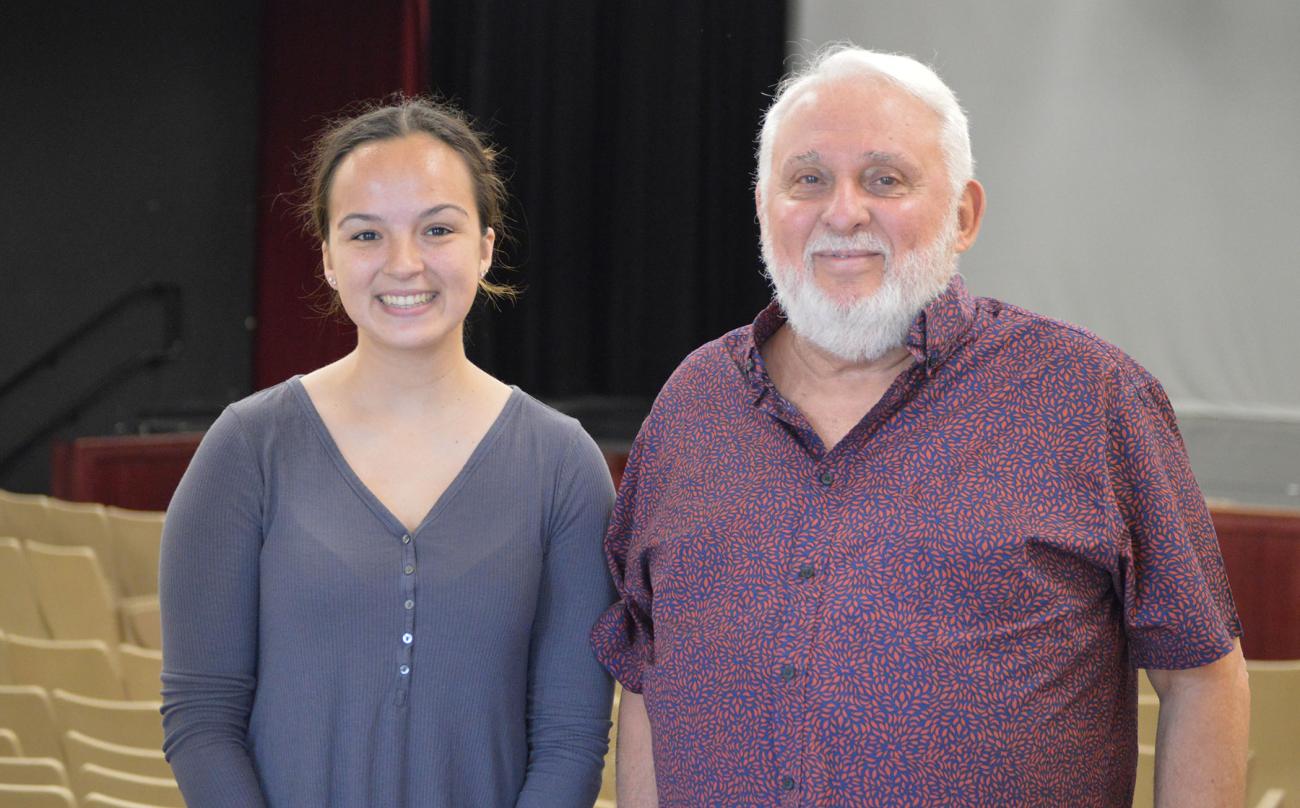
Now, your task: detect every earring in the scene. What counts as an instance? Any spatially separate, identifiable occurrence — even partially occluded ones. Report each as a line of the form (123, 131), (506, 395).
(326, 276), (337, 289)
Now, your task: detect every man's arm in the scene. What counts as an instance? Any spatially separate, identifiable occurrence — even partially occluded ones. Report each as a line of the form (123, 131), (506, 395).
(1146, 640), (1250, 808)
(616, 691), (658, 808)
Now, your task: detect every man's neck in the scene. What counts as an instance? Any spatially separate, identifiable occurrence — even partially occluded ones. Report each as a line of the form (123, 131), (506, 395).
(762, 324), (915, 450)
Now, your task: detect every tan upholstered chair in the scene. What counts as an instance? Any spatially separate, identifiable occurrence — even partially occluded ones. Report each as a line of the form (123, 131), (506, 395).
(2, 635), (124, 700)
(23, 540), (121, 650)
(45, 499), (118, 586)
(0, 756), (68, 787)
(599, 685), (620, 802)
(0, 539), (49, 639)
(1137, 668), (1155, 697)
(105, 508), (165, 598)
(1132, 743), (1156, 808)
(119, 599), (161, 651)
(49, 689), (163, 750)
(0, 491), (51, 544)
(118, 645), (162, 702)
(1136, 693), (1159, 747)
(0, 685), (62, 760)
(63, 730), (172, 782)
(83, 794), (175, 808)
(0, 783), (77, 807)
(0, 728), (23, 756)
(76, 763), (183, 808)
(1246, 659), (1300, 806)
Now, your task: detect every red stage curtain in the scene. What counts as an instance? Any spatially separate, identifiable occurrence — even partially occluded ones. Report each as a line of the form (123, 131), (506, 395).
(252, 0), (429, 389)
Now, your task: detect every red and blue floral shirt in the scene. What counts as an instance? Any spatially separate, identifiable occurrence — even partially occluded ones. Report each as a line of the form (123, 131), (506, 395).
(592, 275), (1239, 807)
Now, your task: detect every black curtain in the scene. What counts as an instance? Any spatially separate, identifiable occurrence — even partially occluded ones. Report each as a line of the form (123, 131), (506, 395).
(430, 1), (787, 400)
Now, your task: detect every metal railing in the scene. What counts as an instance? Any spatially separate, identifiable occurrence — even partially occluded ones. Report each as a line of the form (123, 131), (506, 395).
(0, 282), (184, 475)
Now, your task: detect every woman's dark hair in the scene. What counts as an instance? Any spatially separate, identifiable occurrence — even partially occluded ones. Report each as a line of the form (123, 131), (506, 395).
(303, 96), (516, 302)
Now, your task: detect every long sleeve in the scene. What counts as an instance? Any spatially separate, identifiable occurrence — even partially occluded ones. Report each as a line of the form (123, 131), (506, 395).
(516, 425), (617, 808)
(159, 406), (268, 807)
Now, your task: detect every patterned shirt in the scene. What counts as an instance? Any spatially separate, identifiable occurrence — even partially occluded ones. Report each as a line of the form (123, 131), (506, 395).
(591, 275), (1240, 807)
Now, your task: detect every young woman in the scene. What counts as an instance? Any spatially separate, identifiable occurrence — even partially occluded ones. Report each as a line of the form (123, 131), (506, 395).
(160, 99), (615, 807)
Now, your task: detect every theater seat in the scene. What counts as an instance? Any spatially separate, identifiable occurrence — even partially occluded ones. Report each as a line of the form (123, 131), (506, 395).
(3, 635), (124, 700)
(50, 690), (163, 751)
(0, 783), (77, 808)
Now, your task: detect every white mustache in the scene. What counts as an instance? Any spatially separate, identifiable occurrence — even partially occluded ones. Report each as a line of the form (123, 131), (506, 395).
(802, 231), (892, 265)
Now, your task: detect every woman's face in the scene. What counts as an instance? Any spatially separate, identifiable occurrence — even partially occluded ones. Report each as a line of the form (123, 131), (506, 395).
(322, 133), (494, 356)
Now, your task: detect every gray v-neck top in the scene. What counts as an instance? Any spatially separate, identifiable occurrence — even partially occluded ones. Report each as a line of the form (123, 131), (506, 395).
(159, 378), (616, 807)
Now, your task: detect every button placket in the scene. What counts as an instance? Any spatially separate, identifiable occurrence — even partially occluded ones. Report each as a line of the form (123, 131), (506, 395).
(397, 532), (417, 703)
(774, 514), (820, 803)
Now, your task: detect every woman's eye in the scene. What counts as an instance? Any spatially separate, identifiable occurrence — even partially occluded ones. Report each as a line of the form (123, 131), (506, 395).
(424, 225), (452, 237)
(350, 230), (380, 242)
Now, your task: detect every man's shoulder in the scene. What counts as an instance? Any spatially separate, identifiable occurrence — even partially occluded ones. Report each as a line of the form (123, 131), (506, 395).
(634, 323), (753, 441)
(659, 323), (751, 398)
(976, 296), (1157, 389)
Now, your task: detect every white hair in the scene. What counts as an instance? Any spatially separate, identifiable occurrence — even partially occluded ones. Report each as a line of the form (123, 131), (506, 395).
(756, 44), (974, 200)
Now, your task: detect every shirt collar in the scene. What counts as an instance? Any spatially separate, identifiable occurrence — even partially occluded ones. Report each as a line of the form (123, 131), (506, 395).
(905, 274), (977, 374)
(733, 273), (977, 384)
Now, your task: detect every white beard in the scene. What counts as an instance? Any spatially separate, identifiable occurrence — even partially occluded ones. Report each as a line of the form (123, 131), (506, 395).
(760, 209), (960, 363)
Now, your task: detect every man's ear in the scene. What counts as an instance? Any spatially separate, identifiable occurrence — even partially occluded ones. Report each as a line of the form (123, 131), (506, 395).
(953, 179), (986, 254)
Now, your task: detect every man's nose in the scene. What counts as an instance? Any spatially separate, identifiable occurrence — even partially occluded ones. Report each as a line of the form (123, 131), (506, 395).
(821, 181), (871, 233)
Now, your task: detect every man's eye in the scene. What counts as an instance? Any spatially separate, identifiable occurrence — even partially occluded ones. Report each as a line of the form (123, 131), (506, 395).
(351, 230), (380, 242)
(796, 174), (821, 184)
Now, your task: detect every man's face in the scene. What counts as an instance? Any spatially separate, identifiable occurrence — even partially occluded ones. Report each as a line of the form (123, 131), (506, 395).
(757, 77), (982, 362)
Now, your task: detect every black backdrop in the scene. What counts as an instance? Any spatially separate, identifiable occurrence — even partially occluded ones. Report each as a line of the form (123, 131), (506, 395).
(429, 1), (788, 399)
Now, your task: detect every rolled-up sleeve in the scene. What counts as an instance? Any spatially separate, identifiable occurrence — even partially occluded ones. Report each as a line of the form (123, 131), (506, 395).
(590, 426), (659, 695)
(159, 406), (268, 807)
(1109, 374), (1241, 670)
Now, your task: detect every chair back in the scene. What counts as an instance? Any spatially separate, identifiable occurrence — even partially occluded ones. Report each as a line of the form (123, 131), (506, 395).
(49, 689), (163, 750)
(118, 645), (162, 702)
(23, 540), (120, 648)
(0, 783), (77, 807)
(45, 500), (117, 585)
(63, 730), (172, 782)
(0, 685), (62, 759)
(1246, 658), (1300, 805)
(105, 509), (164, 598)
(0, 728), (22, 756)
(0, 538), (48, 638)
(3, 635), (124, 700)
(76, 763), (184, 808)
(0, 491), (50, 544)
(83, 794), (173, 808)
(0, 756), (68, 787)
(120, 599), (161, 651)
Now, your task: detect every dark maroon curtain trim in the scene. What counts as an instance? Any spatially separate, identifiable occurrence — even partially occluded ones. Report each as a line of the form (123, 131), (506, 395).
(252, 0), (430, 389)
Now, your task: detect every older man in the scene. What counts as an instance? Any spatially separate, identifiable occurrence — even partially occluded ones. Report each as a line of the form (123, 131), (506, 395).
(592, 45), (1249, 807)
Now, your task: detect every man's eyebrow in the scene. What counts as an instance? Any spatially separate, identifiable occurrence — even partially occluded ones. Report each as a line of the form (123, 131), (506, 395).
(783, 150), (822, 167)
(336, 204), (469, 227)
(864, 151), (922, 174)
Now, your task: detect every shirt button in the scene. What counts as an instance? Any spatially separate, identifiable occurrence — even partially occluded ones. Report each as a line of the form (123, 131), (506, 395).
(781, 775), (797, 791)
(399, 665), (410, 675)
(404, 565), (415, 575)
(404, 599), (415, 610)
(401, 534), (411, 544)
(402, 632), (413, 644)
(798, 564), (816, 581)
(781, 664), (797, 682)
(818, 471), (834, 486)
